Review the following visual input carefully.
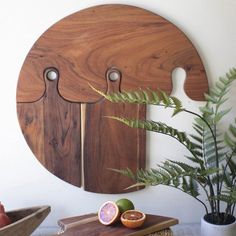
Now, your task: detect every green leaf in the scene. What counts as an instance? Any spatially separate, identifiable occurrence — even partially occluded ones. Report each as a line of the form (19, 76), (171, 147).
(228, 159), (236, 177)
(159, 90), (170, 107)
(210, 87), (221, 97)
(148, 89), (160, 104)
(199, 106), (214, 115)
(134, 91), (143, 101)
(214, 109), (231, 123)
(216, 81), (225, 90)
(141, 90), (150, 102)
(204, 93), (218, 103)
(224, 132), (236, 148)
(216, 97), (229, 109)
(229, 124), (236, 137)
(108, 168), (136, 181)
(190, 134), (203, 144)
(199, 167), (219, 176)
(90, 68), (236, 208)
(171, 96), (182, 108)
(168, 160), (195, 172)
(189, 178), (199, 197)
(219, 76), (229, 85)
(185, 155), (204, 166)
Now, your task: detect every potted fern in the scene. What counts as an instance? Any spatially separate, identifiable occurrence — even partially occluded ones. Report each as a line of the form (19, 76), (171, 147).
(93, 68), (236, 236)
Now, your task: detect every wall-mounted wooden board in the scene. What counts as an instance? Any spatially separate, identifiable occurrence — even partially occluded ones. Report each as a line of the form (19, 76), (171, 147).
(16, 4), (209, 193)
(17, 4), (208, 104)
(17, 77), (82, 187)
(83, 77), (146, 193)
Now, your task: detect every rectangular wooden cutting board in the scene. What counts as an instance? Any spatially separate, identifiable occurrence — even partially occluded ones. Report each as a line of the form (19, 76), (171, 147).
(83, 78), (146, 194)
(57, 213), (178, 236)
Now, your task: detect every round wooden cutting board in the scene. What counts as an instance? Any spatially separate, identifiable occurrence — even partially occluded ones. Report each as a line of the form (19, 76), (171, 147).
(16, 4), (208, 193)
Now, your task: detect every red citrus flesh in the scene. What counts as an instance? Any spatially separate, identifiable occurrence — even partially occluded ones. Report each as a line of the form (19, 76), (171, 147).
(98, 201), (119, 226)
(121, 210), (146, 229)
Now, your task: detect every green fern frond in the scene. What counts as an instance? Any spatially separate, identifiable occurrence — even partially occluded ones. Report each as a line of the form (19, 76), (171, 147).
(214, 109), (231, 123)
(92, 68), (236, 216)
(211, 174), (224, 185)
(206, 151), (227, 166)
(108, 168), (136, 181)
(189, 178), (199, 197)
(228, 159), (236, 177)
(215, 186), (236, 205)
(168, 160), (196, 172)
(224, 132), (236, 149)
(159, 90), (171, 106)
(224, 120), (236, 150)
(229, 124), (236, 137)
(106, 116), (195, 148)
(185, 155), (204, 166)
(90, 85), (184, 117)
(223, 172), (232, 187)
(193, 123), (204, 134)
(199, 106), (214, 116)
(198, 167), (219, 176)
(136, 167), (200, 197)
(160, 162), (178, 177)
(203, 68), (236, 122)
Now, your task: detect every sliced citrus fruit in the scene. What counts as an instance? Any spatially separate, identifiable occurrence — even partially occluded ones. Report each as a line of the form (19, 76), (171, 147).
(116, 198), (135, 214)
(98, 201), (120, 225)
(121, 210), (146, 229)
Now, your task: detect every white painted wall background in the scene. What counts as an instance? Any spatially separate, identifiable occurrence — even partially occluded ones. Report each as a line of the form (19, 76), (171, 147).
(0, 0), (236, 230)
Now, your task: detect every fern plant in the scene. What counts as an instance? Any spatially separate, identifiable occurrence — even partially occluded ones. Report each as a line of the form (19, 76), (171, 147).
(92, 68), (236, 225)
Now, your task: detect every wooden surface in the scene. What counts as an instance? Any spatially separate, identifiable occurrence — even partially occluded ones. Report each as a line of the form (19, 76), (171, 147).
(57, 213), (178, 236)
(0, 206), (50, 236)
(16, 4), (209, 193)
(17, 77), (82, 187)
(83, 77), (146, 193)
(17, 4), (208, 103)
(31, 223), (201, 236)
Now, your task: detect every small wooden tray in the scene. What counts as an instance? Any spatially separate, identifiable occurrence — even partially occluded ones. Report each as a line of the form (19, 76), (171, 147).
(57, 213), (178, 236)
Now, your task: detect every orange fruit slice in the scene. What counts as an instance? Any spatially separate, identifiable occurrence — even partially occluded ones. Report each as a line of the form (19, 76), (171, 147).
(116, 198), (134, 213)
(98, 201), (120, 225)
(121, 210), (146, 229)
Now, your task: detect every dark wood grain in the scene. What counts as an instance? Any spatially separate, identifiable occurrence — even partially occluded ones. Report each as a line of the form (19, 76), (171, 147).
(83, 77), (146, 193)
(17, 77), (82, 187)
(17, 4), (208, 103)
(57, 213), (178, 236)
(17, 100), (44, 163)
(16, 4), (209, 193)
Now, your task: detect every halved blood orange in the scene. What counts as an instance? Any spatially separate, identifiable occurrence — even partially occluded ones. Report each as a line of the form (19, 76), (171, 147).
(121, 210), (146, 229)
(98, 201), (120, 225)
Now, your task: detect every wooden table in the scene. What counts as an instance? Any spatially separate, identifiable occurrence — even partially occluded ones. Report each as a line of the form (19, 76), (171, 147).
(32, 224), (201, 236)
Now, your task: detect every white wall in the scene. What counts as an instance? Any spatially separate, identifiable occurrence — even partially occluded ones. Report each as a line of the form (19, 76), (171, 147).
(0, 0), (236, 229)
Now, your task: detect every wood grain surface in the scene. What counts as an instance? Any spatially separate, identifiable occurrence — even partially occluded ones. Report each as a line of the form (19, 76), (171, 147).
(16, 4), (209, 193)
(17, 76), (82, 187)
(17, 4), (208, 103)
(57, 213), (178, 236)
(83, 76), (146, 193)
